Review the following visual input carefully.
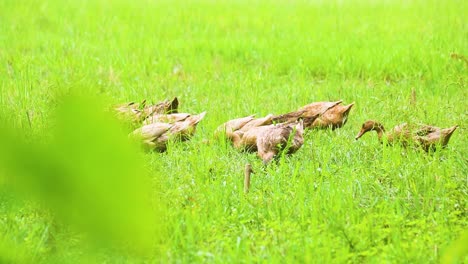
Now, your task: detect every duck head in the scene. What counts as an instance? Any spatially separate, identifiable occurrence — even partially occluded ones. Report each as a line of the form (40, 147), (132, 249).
(355, 120), (385, 140)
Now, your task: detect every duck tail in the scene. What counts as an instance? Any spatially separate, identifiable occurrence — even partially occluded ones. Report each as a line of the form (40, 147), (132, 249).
(437, 125), (458, 148)
(445, 125), (459, 135)
(191, 111), (207, 125)
(168, 97), (178, 113)
(343, 102), (355, 113)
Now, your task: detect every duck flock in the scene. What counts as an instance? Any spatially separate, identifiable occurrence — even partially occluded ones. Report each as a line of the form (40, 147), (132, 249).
(115, 97), (458, 163)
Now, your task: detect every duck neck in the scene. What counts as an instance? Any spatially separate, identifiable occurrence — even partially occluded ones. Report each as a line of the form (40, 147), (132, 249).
(373, 123), (386, 142)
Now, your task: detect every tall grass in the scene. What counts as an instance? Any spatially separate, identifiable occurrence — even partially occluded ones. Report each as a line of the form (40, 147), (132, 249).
(0, 0), (466, 263)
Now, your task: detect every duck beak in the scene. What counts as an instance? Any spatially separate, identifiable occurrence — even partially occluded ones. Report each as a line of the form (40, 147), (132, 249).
(355, 130), (365, 140)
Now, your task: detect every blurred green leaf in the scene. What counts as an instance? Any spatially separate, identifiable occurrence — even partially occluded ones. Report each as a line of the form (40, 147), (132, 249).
(0, 93), (161, 257)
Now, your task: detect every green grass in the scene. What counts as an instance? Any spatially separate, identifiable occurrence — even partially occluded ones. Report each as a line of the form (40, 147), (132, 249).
(0, 0), (467, 263)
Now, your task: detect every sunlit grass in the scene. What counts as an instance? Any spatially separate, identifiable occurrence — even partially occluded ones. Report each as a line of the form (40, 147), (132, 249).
(0, 0), (467, 263)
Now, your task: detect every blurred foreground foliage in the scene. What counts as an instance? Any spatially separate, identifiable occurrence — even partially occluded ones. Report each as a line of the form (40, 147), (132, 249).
(0, 93), (163, 262)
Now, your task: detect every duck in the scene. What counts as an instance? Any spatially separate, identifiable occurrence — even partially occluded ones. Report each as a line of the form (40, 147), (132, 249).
(256, 120), (305, 163)
(309, 102), (355, 129)
(217, 110), (316, 142)
(230, 115), (319, 152)
(130, 122), (173, 151)
(131, 111), (206, 152)
(355, 120), (458, 151)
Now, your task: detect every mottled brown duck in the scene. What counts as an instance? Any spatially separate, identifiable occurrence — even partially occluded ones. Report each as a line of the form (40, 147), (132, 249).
(131, 111), (206, 152)
(256, 120), (305, 163)
(231, 116), (316, 156)
(355, 120), (458, 151)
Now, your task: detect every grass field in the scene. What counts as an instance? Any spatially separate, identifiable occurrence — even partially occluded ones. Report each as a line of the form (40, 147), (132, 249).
(0, 0), (467, 263)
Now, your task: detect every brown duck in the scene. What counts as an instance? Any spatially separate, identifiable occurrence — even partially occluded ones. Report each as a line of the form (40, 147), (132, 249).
(131, 111), (206, 152)
(231, 115), (317, 154)
(355, 120), (458, 151)
(218, 110), (316, 141)
(256, 120), (305, 163)
(300, 100), (354, 129)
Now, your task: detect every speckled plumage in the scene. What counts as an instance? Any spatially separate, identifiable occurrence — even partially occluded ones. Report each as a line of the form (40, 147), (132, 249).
(355, 120), (458, 151)
(131, 111), (206, 151)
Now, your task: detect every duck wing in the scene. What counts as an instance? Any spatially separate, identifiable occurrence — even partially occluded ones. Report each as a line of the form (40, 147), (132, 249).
(415, 125), (458, 151)
(130, 122), (173, 151)
(299, 100), (343, 116)
(271, 110), (306, 123)
(414, 125), (439, 136)
(132, 122), (173, 141)
(239, 114), (274, 132)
